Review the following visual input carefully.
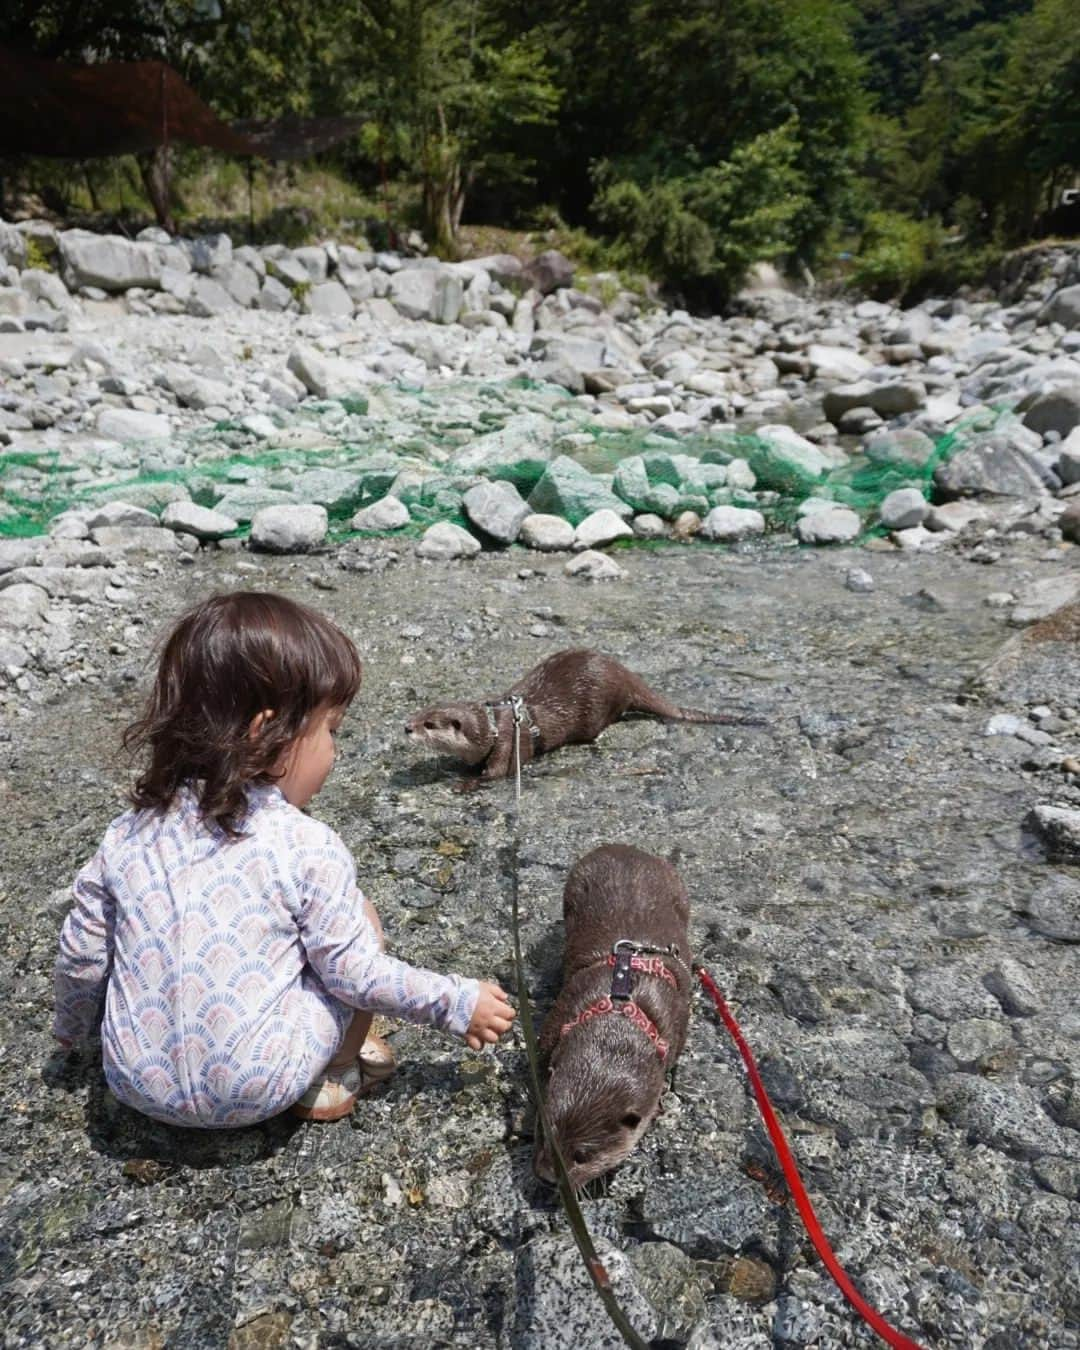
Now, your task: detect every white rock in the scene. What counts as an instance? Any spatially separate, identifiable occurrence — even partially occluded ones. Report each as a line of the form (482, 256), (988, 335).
(725, 458), (757, 491)
(845, 568), (874, 593)
(631, 514), (668, 539)
(462, 480), (531, 544)
(0, 582), (49, 630)
(807, 344), (872, 382)
(160, 501), (239, 540)
(416, 521), (481, 560)
(350, 497), (410, 531)
(986, 713), (1026, 737)
(1010, 575), (1080, 625)
(303, 281), (354, 318)
(879, 488), (928, 531)
(286, 345), (367, 400)
(388, 269), (464, 324)
(574, 509), (634, 549)
(59, 230), (164, 291)
(89, 525), (179, 554)
(564, 549), (626, 580)
(96, 407), (171, 440)
(699, 506), (766, 541)
(519, 514), (575, 551)
(893, 524), (942, 551)
(250, 504), (328, 554)
(795, 508), (862, 544)
(84, 501), (158, 530)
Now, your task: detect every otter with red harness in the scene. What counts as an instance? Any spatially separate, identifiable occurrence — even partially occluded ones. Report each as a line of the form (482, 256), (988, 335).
(534, 844), (692, 1190)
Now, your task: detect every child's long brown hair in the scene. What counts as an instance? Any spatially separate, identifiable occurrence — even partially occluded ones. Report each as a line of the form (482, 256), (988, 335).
(123, 591), (362, 835)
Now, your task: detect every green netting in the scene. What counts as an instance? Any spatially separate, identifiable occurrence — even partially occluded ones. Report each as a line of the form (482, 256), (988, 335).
(0, 377), (1014, 543)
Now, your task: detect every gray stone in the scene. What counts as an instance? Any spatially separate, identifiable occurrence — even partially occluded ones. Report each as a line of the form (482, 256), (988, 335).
(795, 508), (861, 544)
(1023, 386), (1080, 439)
(89, 526), (179, 554)
(983, 959), (1042, 1017)
(528, 457), (633, 526)
(631, 513), (669, 540)
(20, 269), (73, 312)
(350, 497), (410, 532)
(1026, 803), (1080, 860)
(214, 261), (260, 307)
(302, 281), (354, 318)
(0, 567), (112, 602)
(699, 506), (766, 542)
(58, 231), (164, 291)
(845, 567), (874, 593)
(864, 428), (937, 469)
(461, 480), (531, 544)
(935, 432), (1056, 498)
(387, 269), (464, 324)
(937, 1075), (1072, 1158)
(96, 407), (170, 441)
(511, 1236), (659, 1349)
(286, 345), (367, 400)
(161, 364), (230, 410)
(249, 504), (328, 554)
(1010, 576), (1080, 625)
(186, 276), (237, 317)
(944, 1018), (1012, 1067)
(160, 501), (238, 541)
(212, 485), (299, 523)
(1056, 427), (1080, 485)
(807, 344), (872, 382)
(256, 276), (294, 312)
(880, 488), (928, 531)
(451, 414), (556, 494)
(519, 513), (575, 551)
(0, 582), (49, 630)
(84, 502), (157, 530)
(416, 521), (481, 560)
(1060, 502), (1080, 544)
(1040, 284), (1080, 329)
(292, 245), (329, 282)
(564, 549), (626, 580)
(521, 250), (574, 295)
(574, 508), (634, 549)
(188, 234), (232, 273)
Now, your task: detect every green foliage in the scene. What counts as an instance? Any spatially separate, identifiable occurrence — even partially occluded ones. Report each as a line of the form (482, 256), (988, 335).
(850, 211), (943, 299)
(23, 238), (53, 272)
(594, 122), (809, 296)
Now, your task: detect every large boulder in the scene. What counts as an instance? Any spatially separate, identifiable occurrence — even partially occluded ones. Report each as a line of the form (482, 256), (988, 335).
(522, 250), (574, 295)
(519, 514), (575, 551)
(935, 429), (1056, 498)
(863, 427), (937, 469)
(249, 504), (328, 553)
(302, 281), (354, 318)
(462, 480), (531, 544)
(527, 456), (633, 526)
(795, 507), (861, 544)
(879, 488), (928, 531)
(96, 407), (171, 441)
(1022, 385), (1080, 439)
(1040, 284), (1080, 329)
(416, 521), (481, 560)
(286, 345), (369, 400)
(574, 509), (634, 549)
(746, 426), (829, 495)
(387, 268), (464, 324)
(451, 414), (557, 493)
(699, 506), (766, 541)
(59, 230), (165, 291)
(160, 501), (238, 541)
(350, 496), (410, 532)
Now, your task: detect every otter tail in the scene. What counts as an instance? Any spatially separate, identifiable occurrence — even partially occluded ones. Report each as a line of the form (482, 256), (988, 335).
(623, 673), (766, 727)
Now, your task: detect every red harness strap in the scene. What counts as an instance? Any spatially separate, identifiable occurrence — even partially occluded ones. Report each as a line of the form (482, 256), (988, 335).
(697, 966), (925, 1350)
(605, 953), (679, 989)
(560, 997), (670, 1061)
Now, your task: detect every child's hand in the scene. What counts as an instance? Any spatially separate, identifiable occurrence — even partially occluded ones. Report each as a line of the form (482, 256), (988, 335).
(465, 981), (516, 1050)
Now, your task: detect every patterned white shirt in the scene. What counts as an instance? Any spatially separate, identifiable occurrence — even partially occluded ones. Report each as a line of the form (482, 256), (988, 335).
(52, 784), (479, 1128)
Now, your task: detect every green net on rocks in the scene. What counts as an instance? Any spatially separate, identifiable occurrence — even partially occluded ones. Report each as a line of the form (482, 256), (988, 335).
(0, 378), (1015, 542)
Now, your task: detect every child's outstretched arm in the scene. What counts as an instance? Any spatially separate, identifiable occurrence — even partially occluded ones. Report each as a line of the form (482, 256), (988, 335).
(296, 833), (505, 1039)
(52, 850), (117, 1048)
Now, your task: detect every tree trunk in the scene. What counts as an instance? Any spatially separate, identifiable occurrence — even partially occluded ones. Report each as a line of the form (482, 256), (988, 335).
(137, 146), (175, 233)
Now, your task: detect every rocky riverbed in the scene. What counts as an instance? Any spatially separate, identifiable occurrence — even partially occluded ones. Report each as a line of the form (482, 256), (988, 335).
(1, 220), (1079, 1348)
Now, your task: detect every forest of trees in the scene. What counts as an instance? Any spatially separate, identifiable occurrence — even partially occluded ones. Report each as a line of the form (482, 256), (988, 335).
(3, 0), (1079, 301)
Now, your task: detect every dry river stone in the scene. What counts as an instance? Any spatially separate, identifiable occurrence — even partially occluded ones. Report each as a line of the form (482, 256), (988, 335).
(795, 508), (861, 544)
(160, 501), (239, 541)
(416, 521), (481, 560)
(880, 488), (928, 530)
(350, 497), (410, 532)
(518, 514), (575, 551)
(249, 504), (328, 554)
(574, 509), (633, 549)
(462, 480), (530, 544)
(699, 506), (765, 541)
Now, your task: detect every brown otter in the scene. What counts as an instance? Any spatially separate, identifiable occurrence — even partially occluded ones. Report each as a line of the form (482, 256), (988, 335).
(533, 844), (692, 1190)
(404, 648), (763, 786)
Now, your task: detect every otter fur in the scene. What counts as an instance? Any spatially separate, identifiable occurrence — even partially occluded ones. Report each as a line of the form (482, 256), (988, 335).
(533, 844), (692, 1189)
(404, 648), (762, 786)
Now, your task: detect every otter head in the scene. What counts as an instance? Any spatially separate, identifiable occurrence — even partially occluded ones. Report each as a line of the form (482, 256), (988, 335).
(404, 701), (493, 765)
(534, 1020), (665, 1190)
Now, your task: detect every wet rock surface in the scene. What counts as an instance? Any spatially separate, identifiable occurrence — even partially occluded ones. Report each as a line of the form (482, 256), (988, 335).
(0, 541), (1078, 1347)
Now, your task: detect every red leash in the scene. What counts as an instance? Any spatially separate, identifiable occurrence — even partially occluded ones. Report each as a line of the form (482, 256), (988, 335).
(697, 966), (926, 1350)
